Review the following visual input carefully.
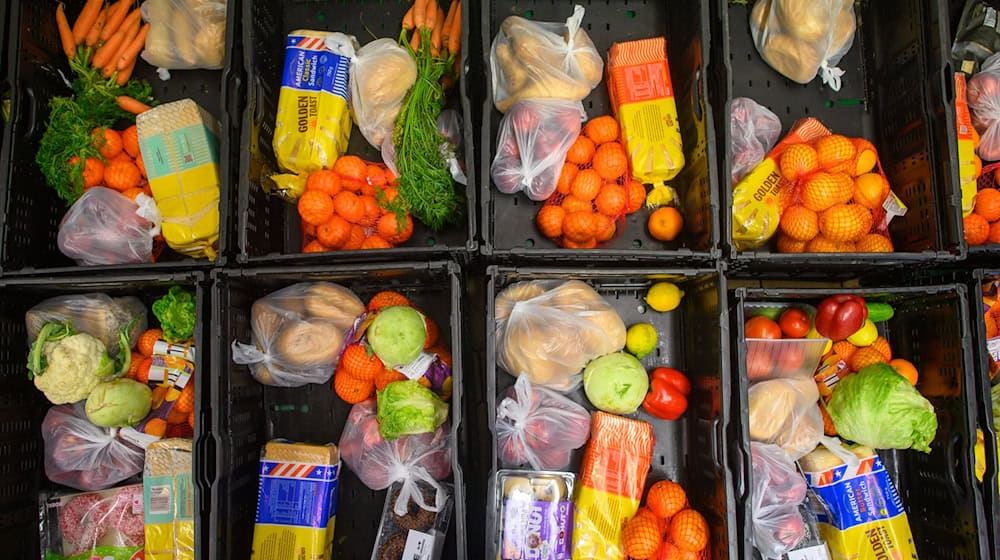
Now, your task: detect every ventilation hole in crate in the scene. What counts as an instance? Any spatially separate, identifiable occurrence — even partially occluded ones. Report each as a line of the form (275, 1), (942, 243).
(524, 10), (534, 18)
(425, 237), (436, 246)
(803, 106), (809, 115)
(632, 239), (642, 248)
(786, 106), (791, 114)
(524, 238), (535, 248)
(748, 80), (752, 88)
(627, 10), (636, 18)
(317, 12), (326, 22)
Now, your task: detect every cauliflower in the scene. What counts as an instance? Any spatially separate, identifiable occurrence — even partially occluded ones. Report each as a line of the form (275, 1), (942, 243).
(31, 326), (115, 404)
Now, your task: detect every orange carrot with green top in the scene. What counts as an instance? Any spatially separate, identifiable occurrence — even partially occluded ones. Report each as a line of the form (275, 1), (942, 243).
(117, 96), (150, 114)
(57, 4), (76, 60)
(447, 1), (461, 56)
(402, 2), (415, 29)
(71, 0), (104, 44)
(101, 0), (132, 41)
(92, 26), (127, 69)
(85, 6), (107, 47)
(117, 22), (149, 70)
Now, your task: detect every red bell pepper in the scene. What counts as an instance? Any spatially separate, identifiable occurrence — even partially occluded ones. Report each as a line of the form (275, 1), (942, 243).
(814, 295), (868, 340)
(642, 367), (690, 420)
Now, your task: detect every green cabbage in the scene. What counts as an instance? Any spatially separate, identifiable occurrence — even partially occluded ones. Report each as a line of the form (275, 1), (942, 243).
(368, 306), (427, 368)
(376, 380), (448, 439)
(826, 363), (937, 453)
(85, 378), (153, 427)
(582, 352), (649, 414)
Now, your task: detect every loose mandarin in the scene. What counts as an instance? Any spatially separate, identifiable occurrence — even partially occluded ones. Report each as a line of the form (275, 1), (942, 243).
(779, 205), (819, 241)
(648, 207), (684, 241)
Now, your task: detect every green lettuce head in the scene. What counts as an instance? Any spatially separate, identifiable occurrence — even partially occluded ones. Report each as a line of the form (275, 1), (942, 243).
(376, 380), (448, 439)
(153, 286), (196, 343)
(827, 363), (938, 452)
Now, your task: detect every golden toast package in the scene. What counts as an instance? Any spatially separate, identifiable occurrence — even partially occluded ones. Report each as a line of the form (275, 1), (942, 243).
(144, 438), (194, 560)
(955, 73), (982, 217)
(251, 440), (340, 560)
(271, 31), (357, 198)
(607, 37), (685, 186)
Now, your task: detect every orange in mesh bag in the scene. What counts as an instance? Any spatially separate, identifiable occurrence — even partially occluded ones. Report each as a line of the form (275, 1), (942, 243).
(535, 116), (647, 249)
(572, 412), (655, 560)
(734, 117), (906, 253)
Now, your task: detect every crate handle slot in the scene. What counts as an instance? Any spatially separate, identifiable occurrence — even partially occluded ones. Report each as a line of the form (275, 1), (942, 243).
(15, 86), (38, 139)
(942, 62), (955, 104)
(196, 426), (217, 514)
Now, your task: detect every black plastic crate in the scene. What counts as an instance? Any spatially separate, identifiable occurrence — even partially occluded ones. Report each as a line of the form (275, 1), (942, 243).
(479, 0), (721, 263)
(480, 266), (736, 559)
(0, 271), (211, 559)
(235, 1), (477, 265)
(0, 0), (240, 274)
(730, 284), (990, 560)
(970, 269), (1000, 558)
(714, 0), (965, 272)
(210, 261), (468, 560)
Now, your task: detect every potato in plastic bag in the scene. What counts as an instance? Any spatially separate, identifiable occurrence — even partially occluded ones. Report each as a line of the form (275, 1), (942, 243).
(350, 39), (417, 149)
(27, 293), (148, 355)
(490, 5), (603, 113)
(58, 187), (161, 267)
(140, 0), (227, 77)
(231, 282), (365, 387)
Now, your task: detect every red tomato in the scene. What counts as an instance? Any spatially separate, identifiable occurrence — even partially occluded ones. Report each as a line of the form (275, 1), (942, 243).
(745, 316), (782, 339)
(776, 345), (805, 374)
(746, 350), (773, 380)
(778, 308), (811, 338)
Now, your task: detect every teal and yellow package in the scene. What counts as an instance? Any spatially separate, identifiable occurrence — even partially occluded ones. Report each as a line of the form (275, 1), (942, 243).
(252, 440), (340, 560)
(272, 31), (357, 198)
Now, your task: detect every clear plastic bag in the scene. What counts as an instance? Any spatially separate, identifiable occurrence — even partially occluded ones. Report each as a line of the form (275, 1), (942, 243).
(951, 0), (1000, 75)
(232, 282), (365, 387)
(747, 377), (822, 460)
(41, 484), (145, 559)
(42, 405), (145, 491)
(350, 39), (417, 149)
(382, 109), (467, 185)
(730, 97), (782, 184)
(491, 99), (584, 201)
(338, 400), (452, 516)
(495, 280), (626, 391)
(750, 442), (807, 559)
(968, 52), (1000, 160)
(496, 375), (591, 470)
(27, 293), (148, 356)
(57, 187), (161, 266)
(490, 5), (603, 113)
(750, 0), (856, 90)
(140, 0), (227, 78)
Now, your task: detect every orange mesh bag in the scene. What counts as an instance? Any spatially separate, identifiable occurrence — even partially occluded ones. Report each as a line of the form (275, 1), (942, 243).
(572, 412), (655, 559)
(536, 124), (644, 249)
(299, 157), (410, 252)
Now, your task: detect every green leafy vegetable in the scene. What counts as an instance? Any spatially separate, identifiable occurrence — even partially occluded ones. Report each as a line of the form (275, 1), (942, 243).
(85, 378), (153, 427)
(582, 352), (649, 414)
(376, 379), (448, 439)
(368, 305), (427, 368)
(152, 286), (197, 343)
(393, 28), (465, 231)
(826, 363), (938, 452)
(36, 46), (155, 203)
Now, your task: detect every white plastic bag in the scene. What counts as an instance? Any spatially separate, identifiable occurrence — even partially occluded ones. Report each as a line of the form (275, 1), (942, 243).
(490, 5), (603, 112)
(750, 0), (856, 90)
(140, 0), (227, 78)
(747, 377), (822, 460)
(338, 400), (452, 516)
(750, 442), (808, 559)
(42, 405), (145, 491)
(27, 293), (147, 355)
(350, 39), (417, 148)
(232, 282), (365, 387)
(968, 51), (1000, 160)
(730, 97), (782, 184)
(58, 188), (160, 266)
(495, 280), (626, 391)
(496, 375), (591, 470)
(491, 99), (584, 200)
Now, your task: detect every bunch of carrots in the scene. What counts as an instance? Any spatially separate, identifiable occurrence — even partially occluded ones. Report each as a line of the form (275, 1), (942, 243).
(56, 0), (152, 113)
(402, 0), (462, 82)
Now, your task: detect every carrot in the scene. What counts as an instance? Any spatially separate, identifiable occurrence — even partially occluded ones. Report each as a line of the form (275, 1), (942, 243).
(409, 30), (420, 51)
(117, 95), (150, 114)
(441, 0), (457, 50)
(447, 1), (461, 56)
(116, 9), (143, 42)
(117, 22), (149, 70)
(85, 6), (107, 47)
(425, 0), (438, 29)
(430, 5), (445, 54)
(71, 0), (104, 44)
(101, 0), (132, 41)
(106, 16), (141, 72)
(92, 26), (127, 69)
(413, 0), (426, 29)
(56, 4), (76, 60)
(117, 58), (136, 85)
(402, 2), (415, 30)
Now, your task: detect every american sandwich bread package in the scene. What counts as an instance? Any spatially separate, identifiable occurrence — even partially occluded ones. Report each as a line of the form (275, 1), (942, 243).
(271, 31), (357, 198)
(252, 440), (341, 560)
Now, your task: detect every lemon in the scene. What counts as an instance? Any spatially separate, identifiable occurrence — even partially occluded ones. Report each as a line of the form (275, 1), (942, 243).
(806, 326), (832, 354)
(645, 282), (684, 312)
(846, 319), (877, 347)
(626, 323), (658, 359)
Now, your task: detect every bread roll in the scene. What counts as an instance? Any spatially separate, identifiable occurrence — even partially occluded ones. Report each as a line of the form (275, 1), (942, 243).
(827, 0), (856, 59)
(495, 281), (547, 321)
(251, 299), (287, 343)
(275, 320), (343, 367)
(761, 33), (824, 84)
(750, 0), (772, 41)
(774, 0), (834, 44)
(303, 283), (364, 330)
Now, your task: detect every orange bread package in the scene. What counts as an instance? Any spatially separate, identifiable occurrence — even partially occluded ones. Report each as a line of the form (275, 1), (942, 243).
(607, 37), (685, 187)
(572, 412), (655, 560)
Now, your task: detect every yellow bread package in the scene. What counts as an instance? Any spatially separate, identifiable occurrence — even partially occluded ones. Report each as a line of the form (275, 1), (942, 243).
(800, 440), (918, 560)
(271, 31), (358, 199)
(136, 99), (220, 259)
(607, 37), (685, 186)
(144, 438), (194, 560)
(252, 440), (340, 560)
(955, 73), (982, 217)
